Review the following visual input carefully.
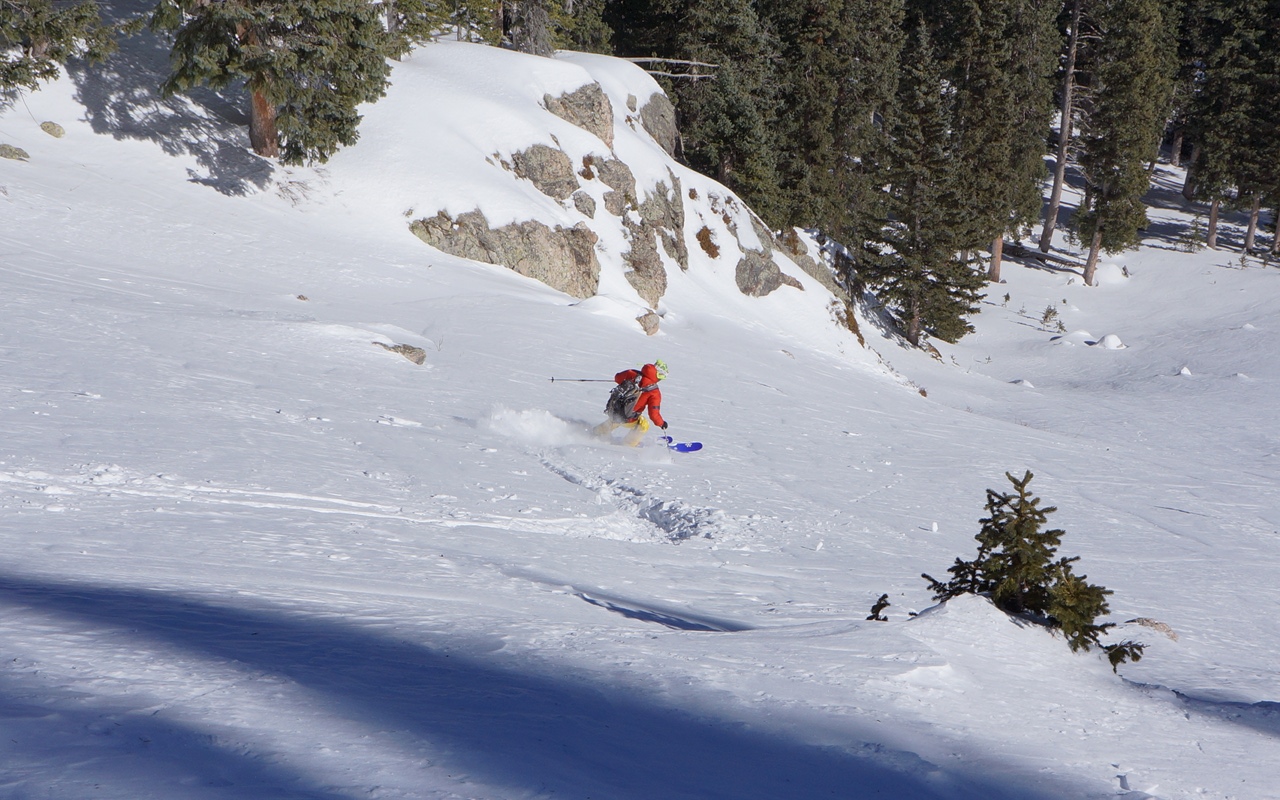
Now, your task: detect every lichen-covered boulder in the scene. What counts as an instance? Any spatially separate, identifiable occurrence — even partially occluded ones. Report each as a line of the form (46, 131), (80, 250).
(543, 83), (614, 148)
(639, 172), (687, 271)
(572, 190), (596, 218)
(622, 219), (667, 307)
(374, 342), (427, 365)
(638, 93), (678, 156)
(736, 250), (797, 297)
(777, 228), (840, 295)
(511, 144), (579, 200)
(411, 209), (600, 299)
(0, 144), (30, 161)
(637, 311), (661, 336)
(40, 122), (66, 139)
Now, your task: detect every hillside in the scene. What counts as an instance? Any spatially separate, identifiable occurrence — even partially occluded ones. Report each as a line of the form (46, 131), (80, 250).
(3, 41), (1280, 800)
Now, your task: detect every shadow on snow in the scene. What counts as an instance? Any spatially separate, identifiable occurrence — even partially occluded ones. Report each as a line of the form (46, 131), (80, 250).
(0, 673), (349, 799)
(0, 571), (1086, 800)
(65, 0), (274, 196)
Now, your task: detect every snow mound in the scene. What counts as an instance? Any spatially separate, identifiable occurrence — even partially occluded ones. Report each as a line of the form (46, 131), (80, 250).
(1091, 263), (1131, 285)
(1096, 334), (1126, 350)
(1050, 330), (1093, 347)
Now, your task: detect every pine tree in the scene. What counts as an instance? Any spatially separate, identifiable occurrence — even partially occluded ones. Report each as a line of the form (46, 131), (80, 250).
(1075, 0), (1175, 285)
(449, 0), (501, 43)
(923, 470), (1144, 669)
(547, 0), (611, 53)
(921, 0), (1060, 282)
(1, 0), (116, 93)
(1039, 0), (1087, 253)
(607, 0), (781, 222)
(1182, 0), (1279, 252)
(756, 0), (904, 245)
(863, 16), (983, 346)
(382, 0), (452, 55)
(828, 0), (904, 262)
(151, 0), (395, 164)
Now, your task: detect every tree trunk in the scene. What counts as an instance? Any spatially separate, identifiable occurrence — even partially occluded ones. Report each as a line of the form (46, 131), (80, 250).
(511, 0), (554, 56)
(906, 305), (922, 348)
(1181, 144), (1201, 200)
(988, 236), (1004, 283)
(1169, 128), (1184, 167)
(1039, 0), (1081, 253)
(1207, 198), (1220, 249)
(1083, 227), (1102, 286)
(1273, 207), (1280, 255)
(1244, 196), (1260, 251)
(248, 87), (279, 159)
(386, 3), (402, 60)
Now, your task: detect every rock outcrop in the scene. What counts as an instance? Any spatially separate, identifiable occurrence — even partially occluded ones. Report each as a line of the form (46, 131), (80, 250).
(374, 342), (427, 365)
(737, 249), (798, 297)
(544, 84), (613, 148)
(409, 75), (811, 311)
(637, 94), (678, 156)
(410, 209), (600, 299)
(512, 144), (579, 200)
(778, 228), (840, 295)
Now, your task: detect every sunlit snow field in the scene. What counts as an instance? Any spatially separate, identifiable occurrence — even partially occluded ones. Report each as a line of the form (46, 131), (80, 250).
(2, 34), (1279, 800)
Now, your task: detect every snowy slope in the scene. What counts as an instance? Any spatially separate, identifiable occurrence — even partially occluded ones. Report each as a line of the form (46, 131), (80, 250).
(3, 40), (1280, 800)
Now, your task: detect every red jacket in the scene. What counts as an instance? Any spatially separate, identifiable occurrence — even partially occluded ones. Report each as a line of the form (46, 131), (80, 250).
(615, 364), (665, 427)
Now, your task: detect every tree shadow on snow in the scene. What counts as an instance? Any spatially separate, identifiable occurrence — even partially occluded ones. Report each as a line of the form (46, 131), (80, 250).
(64, 0), (273, 195)
(0, 572), (1087, 800)
(1172, 691), (1280, 741)
(0, 675), (348, 799)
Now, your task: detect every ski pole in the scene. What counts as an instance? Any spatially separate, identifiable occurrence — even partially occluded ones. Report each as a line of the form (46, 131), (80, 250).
(549, 377), (613, 383)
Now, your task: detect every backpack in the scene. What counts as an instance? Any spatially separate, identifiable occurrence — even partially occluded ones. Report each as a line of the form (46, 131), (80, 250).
(604, 375), (644, 422)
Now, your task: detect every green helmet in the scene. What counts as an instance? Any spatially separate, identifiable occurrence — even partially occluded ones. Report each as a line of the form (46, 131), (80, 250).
(654, 359), (669, 380)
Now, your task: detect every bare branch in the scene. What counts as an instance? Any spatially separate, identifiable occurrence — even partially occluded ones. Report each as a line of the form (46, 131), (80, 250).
(623, 57), (719, 69)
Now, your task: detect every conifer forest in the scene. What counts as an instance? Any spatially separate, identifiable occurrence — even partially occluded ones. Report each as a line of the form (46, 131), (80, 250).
(5, 0), (1278, 345)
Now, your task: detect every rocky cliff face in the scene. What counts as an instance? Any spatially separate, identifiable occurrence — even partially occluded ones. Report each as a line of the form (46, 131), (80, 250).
(408, 63), (833, 335)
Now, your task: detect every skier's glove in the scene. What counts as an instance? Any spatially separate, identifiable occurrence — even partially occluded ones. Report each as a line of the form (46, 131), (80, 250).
(660, 422), (668, 430)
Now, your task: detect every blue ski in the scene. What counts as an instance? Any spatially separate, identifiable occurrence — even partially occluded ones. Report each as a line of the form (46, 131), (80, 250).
(661, 435), (703, 453)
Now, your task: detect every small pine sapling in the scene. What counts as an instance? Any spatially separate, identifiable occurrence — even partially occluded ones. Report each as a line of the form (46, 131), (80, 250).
(867, 593), (891, 621)
(922, 471), (1144, 670)
(1178, 214), (1206, 253)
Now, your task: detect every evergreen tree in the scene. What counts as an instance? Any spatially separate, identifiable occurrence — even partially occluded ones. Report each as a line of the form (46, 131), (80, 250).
(1074, 0), (1175, 284)
(1182, 0), (1279, 251)
(151, 0), (395, 165)
(756, 0), (903, 246)
(923, 470), (1144, 667)
(863, 17), (983, 346)
(831, 0), (904, 248)
(382, 0), (452, 54)
(1039, 0), (1089, 253)
(1, 0), (116, 93)
(547, 0), (611, 53)
(449, 0), (501, 43)
(919, 0), (1059, 282)
(607, 0), (782, 223)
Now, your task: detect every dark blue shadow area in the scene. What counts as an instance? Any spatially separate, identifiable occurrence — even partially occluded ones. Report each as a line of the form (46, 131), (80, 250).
(0, 573), (1079, 800)
(66, 0), (273, 195)
(1174, 691), (1280, 740)
(0, 676), (348, 799)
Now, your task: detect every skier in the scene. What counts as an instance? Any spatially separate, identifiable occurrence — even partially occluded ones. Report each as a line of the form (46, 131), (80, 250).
(593, 360), (668, 446)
